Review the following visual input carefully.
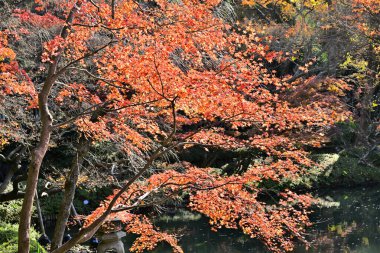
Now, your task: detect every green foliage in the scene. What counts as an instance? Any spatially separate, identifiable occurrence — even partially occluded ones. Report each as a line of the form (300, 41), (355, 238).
(281, 152), (380, 189)
(40, 186), (113, 215)
(0, 200), (23, 224)
(331, 120), (358, 147)
(0, 222), (46, 253)
(324, 152), (380, 185)
(0, 200), (41, 252)
(320, 51), (329, 63)
(311, 152), (380, 187)
(340, 53), (368, 73)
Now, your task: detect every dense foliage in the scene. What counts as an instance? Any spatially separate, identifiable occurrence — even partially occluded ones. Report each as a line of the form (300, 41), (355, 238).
(0, 0), (378, 253)
(0, 222), (46, 253)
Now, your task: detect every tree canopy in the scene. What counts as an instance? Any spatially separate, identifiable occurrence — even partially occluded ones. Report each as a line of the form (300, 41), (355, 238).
(1, 0), (377, 252)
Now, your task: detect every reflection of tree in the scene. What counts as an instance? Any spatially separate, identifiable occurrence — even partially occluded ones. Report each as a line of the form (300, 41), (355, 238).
(307, 222), (358, 253)
(305, 187), (380, 252)
(153, 216), (268, 253)
(148, 188), (380, 253)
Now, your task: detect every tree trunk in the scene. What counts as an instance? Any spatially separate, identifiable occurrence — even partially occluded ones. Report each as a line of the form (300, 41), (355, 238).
(51, 137), (90, 250)
(18, 107), (53, 253)
(17, 3), (81, 252)
(51, 145), (170, 253)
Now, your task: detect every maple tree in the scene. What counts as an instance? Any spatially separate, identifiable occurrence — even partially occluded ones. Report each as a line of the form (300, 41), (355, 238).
(0, 0), (352, 253)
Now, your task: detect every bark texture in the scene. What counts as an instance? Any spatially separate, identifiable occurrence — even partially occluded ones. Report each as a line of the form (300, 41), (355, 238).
(51, 137), (90, 250)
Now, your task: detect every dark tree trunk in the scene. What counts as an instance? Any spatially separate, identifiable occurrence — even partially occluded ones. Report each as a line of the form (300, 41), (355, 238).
(51, 137), (90, 250)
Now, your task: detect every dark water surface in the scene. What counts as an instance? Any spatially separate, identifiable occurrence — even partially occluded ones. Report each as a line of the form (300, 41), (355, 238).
(123, 187), (380, 253)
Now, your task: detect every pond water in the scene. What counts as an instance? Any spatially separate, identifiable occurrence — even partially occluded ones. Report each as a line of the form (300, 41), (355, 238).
(123, 187), (380, 253)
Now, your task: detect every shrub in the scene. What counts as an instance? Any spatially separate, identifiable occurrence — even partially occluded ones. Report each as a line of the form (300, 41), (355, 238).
(0, 222), (46, 253)
(0, 200), (23, 224)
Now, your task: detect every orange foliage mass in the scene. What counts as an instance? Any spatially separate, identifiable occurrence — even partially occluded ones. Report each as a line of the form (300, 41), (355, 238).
(86, 164), (313, 252)
(1, 0), (353, 251)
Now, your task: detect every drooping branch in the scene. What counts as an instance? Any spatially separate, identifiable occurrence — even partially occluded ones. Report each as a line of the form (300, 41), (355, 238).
(0, 178), (61, 202)
(0, 145), (24, 194)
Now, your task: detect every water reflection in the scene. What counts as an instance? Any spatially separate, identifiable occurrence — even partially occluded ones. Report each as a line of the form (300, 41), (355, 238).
(123, 187), (380, 253)
(294, 187), (380, 253)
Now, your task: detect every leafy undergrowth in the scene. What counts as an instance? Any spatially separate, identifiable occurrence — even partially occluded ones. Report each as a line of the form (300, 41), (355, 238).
(0, 222), (46, 253)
